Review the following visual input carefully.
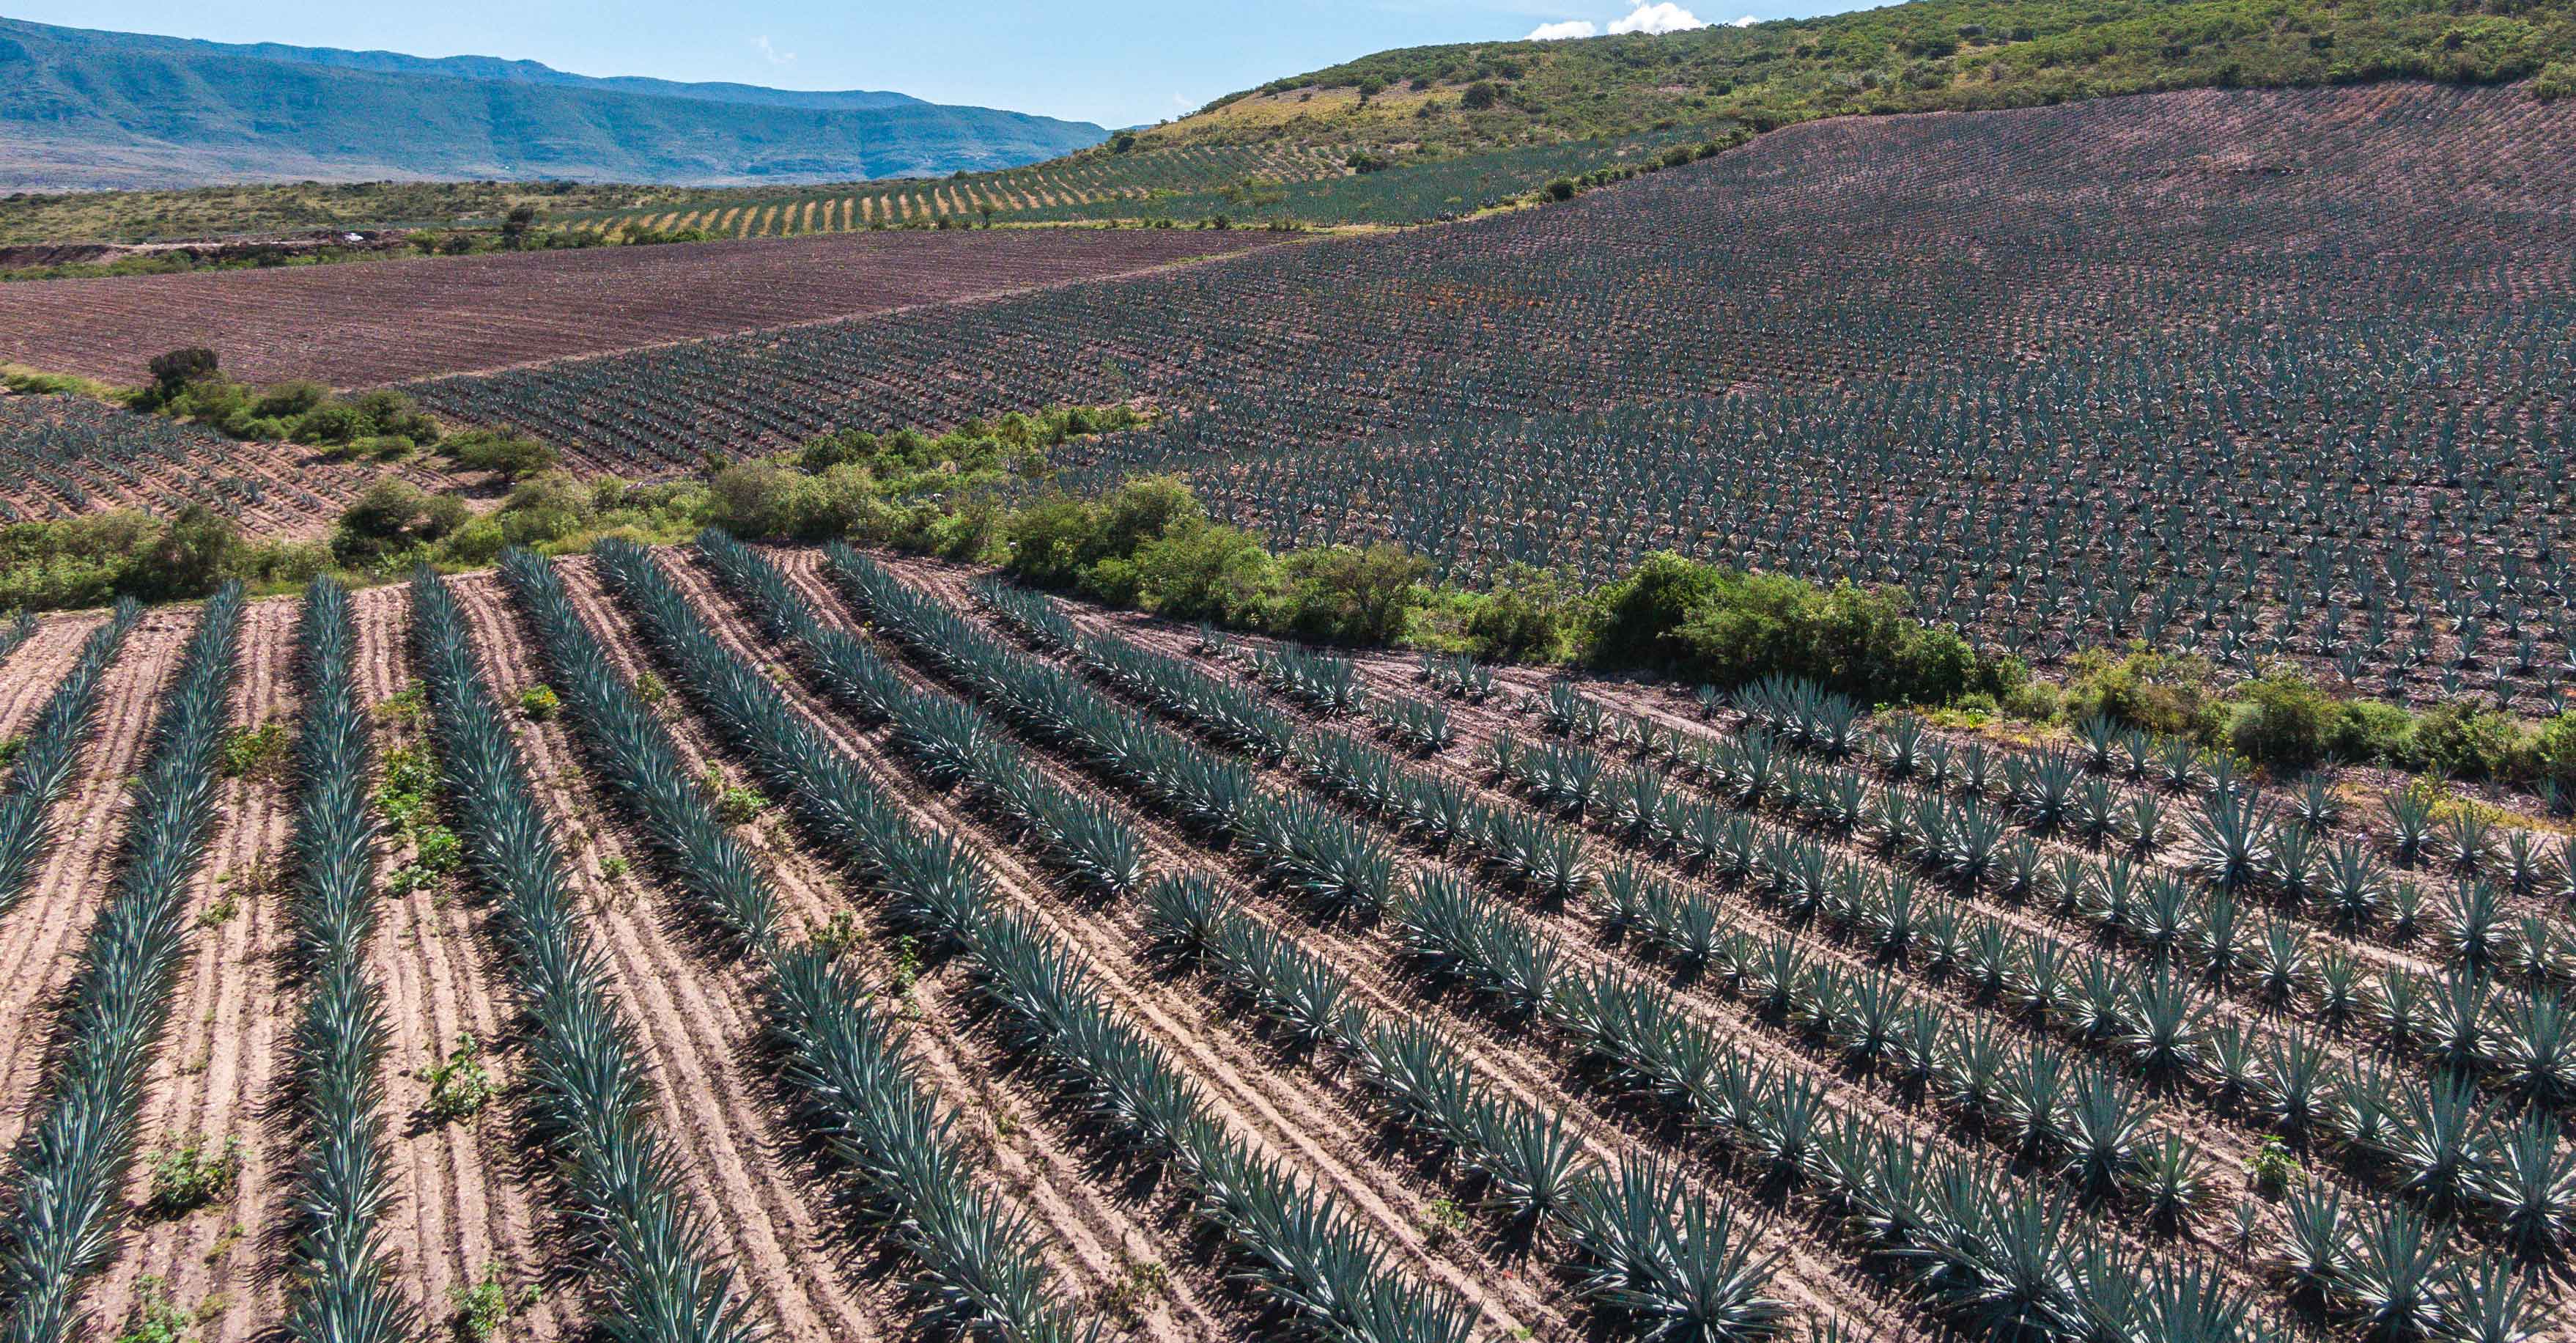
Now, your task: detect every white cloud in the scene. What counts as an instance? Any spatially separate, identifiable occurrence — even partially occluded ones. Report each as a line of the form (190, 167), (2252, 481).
(750, 34), (796, 65)
(1608, 3), (1712, 34)
(1729, 13), (1760, 26)
(1526, 19), (1599, 40)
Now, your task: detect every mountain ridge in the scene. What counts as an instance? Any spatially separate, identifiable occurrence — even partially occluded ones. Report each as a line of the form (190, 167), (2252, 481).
(0, 16), (1106, 191)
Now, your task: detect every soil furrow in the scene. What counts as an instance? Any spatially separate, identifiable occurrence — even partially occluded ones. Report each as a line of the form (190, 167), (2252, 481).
(0, 608), (193, 1155)
(79, 596), (300, 1339)
(0, 613), (106, 741)
(444, 570), (889, 1343)
(549, 556), (1229, 1343)
(654, 548), (1550, 1342)
(348, 582), (572, 1342)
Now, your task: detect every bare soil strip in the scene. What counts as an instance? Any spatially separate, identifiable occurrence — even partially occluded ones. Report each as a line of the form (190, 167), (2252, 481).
(0, 609), (192, 1155)
(753, 551), (1927, 1342)
(0, 614), (105, 741)
(347, 583), (574, 1342)
(652, 549), (1557, 1339)
(547, 556), (1231, 1342)
(91, 596), (297, 1340)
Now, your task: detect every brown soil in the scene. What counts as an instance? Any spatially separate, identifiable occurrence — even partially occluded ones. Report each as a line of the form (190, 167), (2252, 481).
(652, 549), (1561, 1339)
(90, 596), (298, 1340)
(0, 607), (194, 1156)
(757, 551), (1922, 1341)
(0, 229), (1285, 389)
(347, 581), (575, 1342)
(0, 612), (107, 740)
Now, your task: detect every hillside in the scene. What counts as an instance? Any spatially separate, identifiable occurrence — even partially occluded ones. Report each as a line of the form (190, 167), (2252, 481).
(1135, 0), (2576, 152)
(0, 16), (1107, 192)
(11, 0), (2571, 243)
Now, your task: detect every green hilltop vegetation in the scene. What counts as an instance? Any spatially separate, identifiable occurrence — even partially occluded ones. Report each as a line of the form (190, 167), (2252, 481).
(1149, 0), (2575, 150)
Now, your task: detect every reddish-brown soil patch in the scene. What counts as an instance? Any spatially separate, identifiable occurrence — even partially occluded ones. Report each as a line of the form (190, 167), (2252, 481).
(0, 229), (1283, 389)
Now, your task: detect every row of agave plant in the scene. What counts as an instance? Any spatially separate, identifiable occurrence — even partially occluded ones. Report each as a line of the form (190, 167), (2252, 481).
(1010, 588), (1295, 757)
(0, 609), (37, 665)
(1144, 871), (1792, 1342)
(1058, 605), (2572, 1336)
(1719, 676), (2576, 941)
(959, 575), (2275, 1343)
(1461, 703), (2574, 1284)
(0, 584), (239, 1342)
(1369, 697), (1457, 756)
(1306, 696), (2555, 1339)
(612, 535), (1473, 1343)
(811, 548), (1401, 921)
(1244, 641), (1366, 715)
(1524, 688), (2576, 1129)
(1398, 852), (2546, 1343)
(509, 547), (1089, 1342)
(1494, 716), (2576, 1114)
(281, 577), (410, 1343)
(407, 567), (761, 1343)
(1416, 652), (1498, 703)
(738, 546), (1809, 1339)
(635, 550), (1145, 903)
(0, 597), (139, 916)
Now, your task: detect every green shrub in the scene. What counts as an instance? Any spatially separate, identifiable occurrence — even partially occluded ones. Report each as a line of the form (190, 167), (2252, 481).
(444, 429), (557, 479)
(2001, 677), (2061, 722)
(517, 685), (559, 721)
(2062, 647), (2223, 740)
(2226, 670), (2337, 771)
(1138, 518), (1277, 623)
(332, 479), (454, 566)
(2413, 701), (2525, 781)
(2531, 713), (2576, 789)
(288, 401), (369, 445)
(134, 506), (239, 602)
(2327, 699), (2416, 765)
(1267, 543), (1429, 645)
(1464, 562), (1576, 661)
(1588, 551), (1730, 668)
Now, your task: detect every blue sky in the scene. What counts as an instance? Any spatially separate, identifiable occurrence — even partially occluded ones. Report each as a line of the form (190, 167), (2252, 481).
(17, 1), (1865, 130)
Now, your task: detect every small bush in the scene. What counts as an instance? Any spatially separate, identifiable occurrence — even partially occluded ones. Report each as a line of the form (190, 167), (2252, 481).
(2062, 647), (2223, 740)
(148, 1136), (243, 1217)
(2226, 670), (2337, 771)
(148, 347), (221, 397)
(2531, 713), (2576, 790)
(1464, 562), (1576, 661)
(517, 685), (559, 721)
(2413, 701), (2524, 781)
(2327, 699), (2416, 765)
(445, 429), (557, 479)
(425, 1034), (497, 1121)
(218, 718), (288, 779)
